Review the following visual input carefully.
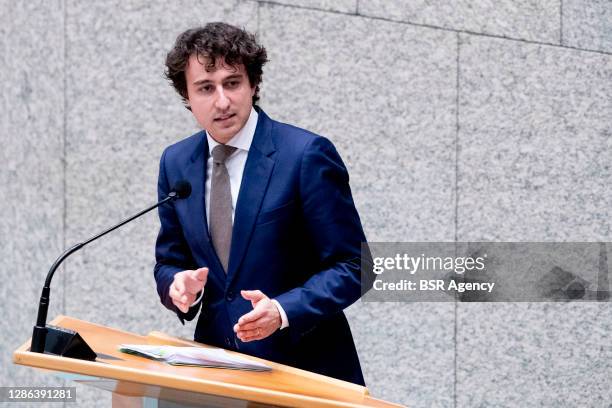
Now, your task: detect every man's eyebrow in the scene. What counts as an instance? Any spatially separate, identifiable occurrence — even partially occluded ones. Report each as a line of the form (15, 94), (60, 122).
(223, 74), (243, 81)
(192, 74), (244, 86)
(192, 78), (212, 86)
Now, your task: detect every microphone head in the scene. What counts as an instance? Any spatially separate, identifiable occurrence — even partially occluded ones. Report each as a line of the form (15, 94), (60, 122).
(172, 180), (192, 199)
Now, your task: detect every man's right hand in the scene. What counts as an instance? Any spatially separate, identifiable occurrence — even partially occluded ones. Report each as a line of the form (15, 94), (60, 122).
(169, 267), (208, 313)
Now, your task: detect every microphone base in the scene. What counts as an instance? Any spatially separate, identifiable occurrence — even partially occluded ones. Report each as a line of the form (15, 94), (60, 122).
(31, 325), (97, 361)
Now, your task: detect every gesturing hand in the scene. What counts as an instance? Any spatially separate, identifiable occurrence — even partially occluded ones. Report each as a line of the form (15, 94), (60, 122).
(169, 267), (208, 313)
(233, 290), (281, 342)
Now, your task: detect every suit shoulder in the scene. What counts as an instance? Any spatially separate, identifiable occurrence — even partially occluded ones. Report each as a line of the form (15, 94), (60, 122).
(161, 130), (205, 161)
(270, 120), (334, 153)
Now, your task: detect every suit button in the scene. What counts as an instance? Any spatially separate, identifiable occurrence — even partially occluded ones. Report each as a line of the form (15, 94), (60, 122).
(225, 337), (231, 346)
(226, 291), (234, 302)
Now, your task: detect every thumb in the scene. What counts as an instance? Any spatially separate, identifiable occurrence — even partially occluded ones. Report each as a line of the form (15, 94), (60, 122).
(191, 267), (208, 282)
(241, 290), (265, 303)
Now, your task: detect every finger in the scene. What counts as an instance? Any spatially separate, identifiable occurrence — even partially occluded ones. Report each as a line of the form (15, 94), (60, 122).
(172, 298), (189, 313)
(240, 290), (265, 302)
(238, 307), (265, 325)
(237, 331), (262, 342)
(235, 319), (262, 331)
(238, 335), (258, 342)
(169, 283), (186, 303)
(183, 275), (205, 294)
(236, 328), (260, 339)
(174, 277), (186, 295)
(191, 267), (208, 282)
(183, 292), (196, 305)
(239, 325), (268, 342)
(173, 286), (188, 304)
(169, 283), (179, 300)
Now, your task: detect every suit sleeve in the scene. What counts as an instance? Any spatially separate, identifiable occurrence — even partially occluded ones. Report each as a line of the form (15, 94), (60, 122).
(274, 136), (374, 339)
(154, 149), (200, 323)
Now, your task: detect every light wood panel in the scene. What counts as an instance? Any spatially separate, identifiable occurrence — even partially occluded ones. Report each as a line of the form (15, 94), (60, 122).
(13, 315), (403, 407)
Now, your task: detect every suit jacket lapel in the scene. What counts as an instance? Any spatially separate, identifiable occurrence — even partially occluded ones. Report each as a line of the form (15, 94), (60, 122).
(227, 112), (276, 283)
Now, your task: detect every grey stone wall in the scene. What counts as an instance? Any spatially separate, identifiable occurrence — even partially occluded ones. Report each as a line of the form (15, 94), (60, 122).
(1, 1), (610, 407)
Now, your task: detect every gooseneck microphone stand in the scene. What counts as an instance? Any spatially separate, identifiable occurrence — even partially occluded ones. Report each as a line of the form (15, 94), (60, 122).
(30, 181), (191, 360)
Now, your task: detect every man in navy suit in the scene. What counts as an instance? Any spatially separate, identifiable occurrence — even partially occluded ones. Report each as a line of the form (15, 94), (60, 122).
(154, 22), (372, 385)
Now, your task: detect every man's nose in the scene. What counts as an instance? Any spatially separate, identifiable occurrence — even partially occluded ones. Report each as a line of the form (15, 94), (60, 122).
(215, 87), (230, 110)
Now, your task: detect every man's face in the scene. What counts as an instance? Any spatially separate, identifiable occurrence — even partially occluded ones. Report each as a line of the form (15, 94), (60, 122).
(185, 55), (255, 144)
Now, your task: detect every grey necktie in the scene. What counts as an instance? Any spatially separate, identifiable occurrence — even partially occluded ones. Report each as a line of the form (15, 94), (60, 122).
(209, 144), (237, 273)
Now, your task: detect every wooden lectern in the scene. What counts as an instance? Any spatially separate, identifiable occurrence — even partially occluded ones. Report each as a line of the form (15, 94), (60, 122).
(14, 315), (402, 407)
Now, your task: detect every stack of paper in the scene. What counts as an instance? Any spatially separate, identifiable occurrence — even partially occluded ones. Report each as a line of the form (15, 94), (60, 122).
(118, 344), (271, 371)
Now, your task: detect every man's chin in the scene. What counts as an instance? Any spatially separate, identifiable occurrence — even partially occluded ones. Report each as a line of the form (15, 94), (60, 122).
(209, 128), (237, 144)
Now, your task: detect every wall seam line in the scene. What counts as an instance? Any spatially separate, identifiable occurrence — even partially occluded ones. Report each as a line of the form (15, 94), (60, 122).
(257, 0), (612, 56)
(61, 0), (67, 317)
(454, 31), (460, 408)
(258, 0), (358, 16)
(61, 0), (68, 402)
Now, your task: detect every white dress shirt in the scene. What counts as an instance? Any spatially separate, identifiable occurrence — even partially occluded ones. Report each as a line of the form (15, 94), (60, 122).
(193, 107), (288, 329)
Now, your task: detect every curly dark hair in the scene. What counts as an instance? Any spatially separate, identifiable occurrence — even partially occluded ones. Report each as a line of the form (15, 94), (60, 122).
(165, 22), (268, 108)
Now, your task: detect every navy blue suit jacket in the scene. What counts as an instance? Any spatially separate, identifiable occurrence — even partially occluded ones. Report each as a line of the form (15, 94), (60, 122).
(154, 109), (371, 385)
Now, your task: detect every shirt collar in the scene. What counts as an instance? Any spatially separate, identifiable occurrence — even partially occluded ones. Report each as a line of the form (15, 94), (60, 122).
(206, 107), (258, 155)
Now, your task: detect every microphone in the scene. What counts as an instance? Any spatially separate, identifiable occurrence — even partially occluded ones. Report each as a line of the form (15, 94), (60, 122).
(30, 181), (192, 360)
(171, 180), (192, 199)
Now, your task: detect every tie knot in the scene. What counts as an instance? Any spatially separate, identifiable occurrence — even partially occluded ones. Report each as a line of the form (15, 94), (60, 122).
(212, 144), (237, 164)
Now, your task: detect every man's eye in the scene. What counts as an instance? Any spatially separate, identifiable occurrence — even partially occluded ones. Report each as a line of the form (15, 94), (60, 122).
(226, 81), (239, 88)
(199, 85), (212, 93)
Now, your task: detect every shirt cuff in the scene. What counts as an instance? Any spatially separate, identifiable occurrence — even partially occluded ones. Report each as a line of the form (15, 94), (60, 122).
(190, 291), (204, 307)
(271, 299), (289, 329)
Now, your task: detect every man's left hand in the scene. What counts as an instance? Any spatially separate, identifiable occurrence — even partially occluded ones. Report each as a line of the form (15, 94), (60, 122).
(233, 290), (281, 342)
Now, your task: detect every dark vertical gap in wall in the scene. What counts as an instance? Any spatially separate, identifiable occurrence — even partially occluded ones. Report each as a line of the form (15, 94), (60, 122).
(454, 31), (460, 408)
(355, 0), (359, 15)
(559, 0), (564, 45)
(61, 0), (68, 319)
(61, 0), (68, 402)
(454, 35), (460, 245)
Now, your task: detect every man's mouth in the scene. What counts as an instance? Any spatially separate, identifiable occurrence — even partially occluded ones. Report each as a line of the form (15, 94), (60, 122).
(215, 113), (235, 122)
